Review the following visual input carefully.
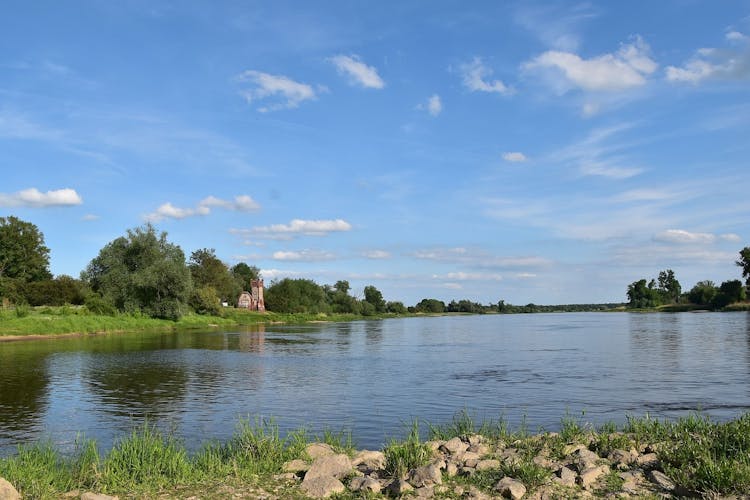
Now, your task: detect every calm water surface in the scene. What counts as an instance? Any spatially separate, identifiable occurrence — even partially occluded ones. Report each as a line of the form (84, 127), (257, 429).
(1, 312), (750, 454)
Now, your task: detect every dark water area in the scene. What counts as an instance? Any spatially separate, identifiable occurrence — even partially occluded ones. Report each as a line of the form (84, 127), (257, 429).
(2, 312), (750, 455)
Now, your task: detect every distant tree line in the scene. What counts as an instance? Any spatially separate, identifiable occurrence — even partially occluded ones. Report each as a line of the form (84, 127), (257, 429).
(627, 248), (750, 310)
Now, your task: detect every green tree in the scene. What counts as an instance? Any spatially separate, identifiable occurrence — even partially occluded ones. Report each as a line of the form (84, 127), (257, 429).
(687, 280), (718, 305)
(627, 279), (661, 308)
(264, 278), (328, 313)
(189, 248), (241, 304)
(81, 224), (192, 320)
(0, 216), (52, 282)
(711, 279), (747, 309)
(386, 300), (407, 314)
(414, 298), (446, 313)
(231, 262), (260, 290)
(657, 269), (682, 303)
(325, 280), (360, 314)
(363, 285), (386, 313)
(737, 247), (750, 289)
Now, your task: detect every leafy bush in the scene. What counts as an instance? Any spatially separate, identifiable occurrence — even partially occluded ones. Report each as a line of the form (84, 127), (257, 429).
(84, 294), (117, 316)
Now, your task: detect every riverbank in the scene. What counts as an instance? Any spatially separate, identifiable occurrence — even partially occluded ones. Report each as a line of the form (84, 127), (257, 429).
(1, 412), (749, 499)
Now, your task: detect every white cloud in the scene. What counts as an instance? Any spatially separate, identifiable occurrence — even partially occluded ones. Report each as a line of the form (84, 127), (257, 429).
(413, 247), (551, 270)
(556, 123), (644, 179)
(0, 187), (82, 207)
(260, 268), (312, 280)
(145, 194), (259, 222)
(432, 272), (503, 281)
(502, 151), (528, 162)
(666, 33), (750, 84)
(236, 70), (319, 111)
(272, 249), (336, 262)
(523, 36), (657, 92)
(654, 229), (744, 245)
(248, 218), (352, 238)
(460, 57), (512, 95)
(329, 55), (385, 89)
(426, 94), (442, 116)
(82, 214), (100, 221)
(362, 250), (391, 259)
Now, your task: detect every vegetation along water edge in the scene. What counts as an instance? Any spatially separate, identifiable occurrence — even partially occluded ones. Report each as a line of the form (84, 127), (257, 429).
(1, 410), (749, 499)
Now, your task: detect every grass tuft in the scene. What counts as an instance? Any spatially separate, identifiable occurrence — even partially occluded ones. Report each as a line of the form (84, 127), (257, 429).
(383, 419), (432, 479)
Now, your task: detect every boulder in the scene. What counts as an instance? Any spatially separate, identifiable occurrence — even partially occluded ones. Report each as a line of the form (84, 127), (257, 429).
(554, 466), (577, 487)
(283, 458), (309, 473)
(304, 454), (352, 480)
(386, 478), (414, 496)
(81, 494), (119, 500)
(300, 475), (346, 498)
(0, 479), (20, 500)
(351, 449), (385, 471)
(408, 463), (443, 487)
(305, 442), (335, 459)
(441, 437), (469, 455)
(636, 452), (659, 469)
(348, 476), (382, 493)
(577, 464), (609, 489)
(647, 469), (676, 491)
(494, 477), (527, 499)
(445, 462), (459, 477)
(571, 448), (601, 470)
(413, 485), (436, 498)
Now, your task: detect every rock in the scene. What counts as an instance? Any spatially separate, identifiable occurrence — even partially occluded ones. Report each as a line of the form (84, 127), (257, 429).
(445, 462), (459, 477)
(304, 453), (352, 480)
(469, 443), (491, 456)
(476, 458), (501, 471)
(273, 472), (299, 482)
(562, 443), (588, 456)
(468, 434), (483, 446)
(647, 470), (675, 491)
(555, 466), (577, 486)
(465, 485), (493, 500)
(351, 449), (385, 471)
(409, 463), (443, 487)
(413, 485), (436, 498)
(462, 450), (481, 463)
(494, 477), (527, 499)
(305, 442), (335, 459)
(0, 478), (20, 500)
(348, 476), (382, 493)
(500, 447), (521, 465)
(571, 447), (601, 469)
(386, 478), (414, 496)
(607, 449), (635, 468)
(425, 440), (443, 452)
(283, 458), (309, 473)
(81, 494), (119, 500)
(464, 458), (479, 468)
(300, 475), (346, 498)
(577, 464), (609, 489)
(441, 437), (469, 455)
(636, 452), (659, 469)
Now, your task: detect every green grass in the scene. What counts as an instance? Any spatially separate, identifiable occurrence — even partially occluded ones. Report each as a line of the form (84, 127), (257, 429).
(383, 420), (433, 479)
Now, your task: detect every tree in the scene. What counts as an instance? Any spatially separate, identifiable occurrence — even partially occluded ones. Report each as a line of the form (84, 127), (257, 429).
(386, 301), (407, 314)
(657, 269), (681, 303)
(231, 262), (260, 289)
(0, 216), (52, 282)
(414, 298), (446, 313)
(712, 279), (747, 309)
(264, 278), (328, 313)
(81, 224), (192, 320)
(325, 280), (359, 314)
(189, 248), (241, 303)
(627, 279), (661, 308)
(737, 247), (750, 289)
(363, 285), (386, 313)
(687, 280), (718, 305)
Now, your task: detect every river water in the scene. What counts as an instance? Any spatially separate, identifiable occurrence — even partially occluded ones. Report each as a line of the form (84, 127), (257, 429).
(1, 312), (749, 455)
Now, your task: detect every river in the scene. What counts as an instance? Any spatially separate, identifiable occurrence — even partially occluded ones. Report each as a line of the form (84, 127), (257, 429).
(1, 312), (749, 455)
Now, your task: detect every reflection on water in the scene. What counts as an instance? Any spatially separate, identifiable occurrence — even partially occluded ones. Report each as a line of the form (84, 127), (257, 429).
(1, 313), (749, 454)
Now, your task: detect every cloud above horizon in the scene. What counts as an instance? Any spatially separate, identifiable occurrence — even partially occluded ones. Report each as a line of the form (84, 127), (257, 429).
(234, 218), (353, 239)
(236, 70), (320, 111)
(0, 187), (82, 207)
(666, 30), (750, 84)
(145, 195), (260, 222)
(330, 55), (385, 89)
(461, 57), (512, 95)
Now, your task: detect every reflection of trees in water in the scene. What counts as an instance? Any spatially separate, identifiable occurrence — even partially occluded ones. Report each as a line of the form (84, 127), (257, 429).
(0, 349), (49, 432)
(86, 355), (188, 417)
(238, 324), (266, 353)
(364, 321), (384, 346)
(628, 313), (682, 370)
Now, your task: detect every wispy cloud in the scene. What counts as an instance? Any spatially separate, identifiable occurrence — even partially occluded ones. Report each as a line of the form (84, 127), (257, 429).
(417, 94), (442, 116)
(556, 123), (644, 179)
(0, 187), (82, 207)
(502, 151), (528, 162)
(460, 58), (512, 95)
(236, 70), (320, 111)
(523, 36), (657, 92)
(413, 246), (551, 270)
(666, 30), (750, 84)
(654, 229), (742, 245)
(272, 249), (336, 262)
(362, 249), (391, 259)
(514, 2), (598, 52)
(145, 194), (260, 222)
(329, 55), (385, 89)
(233, 218), (352, 239)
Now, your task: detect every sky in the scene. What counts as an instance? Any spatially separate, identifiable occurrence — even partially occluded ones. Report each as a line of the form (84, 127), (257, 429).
(1, 1), (749, 306)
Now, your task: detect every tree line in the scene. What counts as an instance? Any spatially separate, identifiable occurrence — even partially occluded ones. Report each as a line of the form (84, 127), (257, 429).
(627, 248), (750, 310)
(0, 217), (507, 320)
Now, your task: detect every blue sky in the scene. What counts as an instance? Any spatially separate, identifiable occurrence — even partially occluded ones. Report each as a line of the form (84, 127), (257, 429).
(1, 1), (749, 305)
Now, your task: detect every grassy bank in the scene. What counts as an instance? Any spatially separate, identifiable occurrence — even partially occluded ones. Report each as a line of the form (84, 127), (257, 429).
(0, 305), (403, 339)
(2, 411), (750, 498)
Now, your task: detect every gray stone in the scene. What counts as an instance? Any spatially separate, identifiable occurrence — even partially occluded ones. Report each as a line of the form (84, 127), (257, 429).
(465, 485), (493, 500)
(300, 475), (346, 498)
(555, 466), (577, 486)
(413, 485), (436, 498)
(468, 434), (483, 446)
(494, 477), (527, 499)
(409, 463), (443, 487)
(441, 437), (469, 455)
(572, 447), (601, 469)
(445, 462), (459, 477)
(636, 452), (659, 469)
(476, 459), (501, 471)
(304, 453), (352, 480)
(283, 458), (309, 473)
(273, 472), (299, 482)
(351, 449), (385, 471)
(305, 442), (335, 459)
(462, 450), (481, 463)
(81, 494), (119, 500)
(469, 443), (491, 456)
(386, 478), (414, 496)
(577, 464), (609, 489)
(0, 479), (19, 500)
(348, 476), (382, 493)
(647, 469), (676, 491)
(607, 449), (634, 466)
